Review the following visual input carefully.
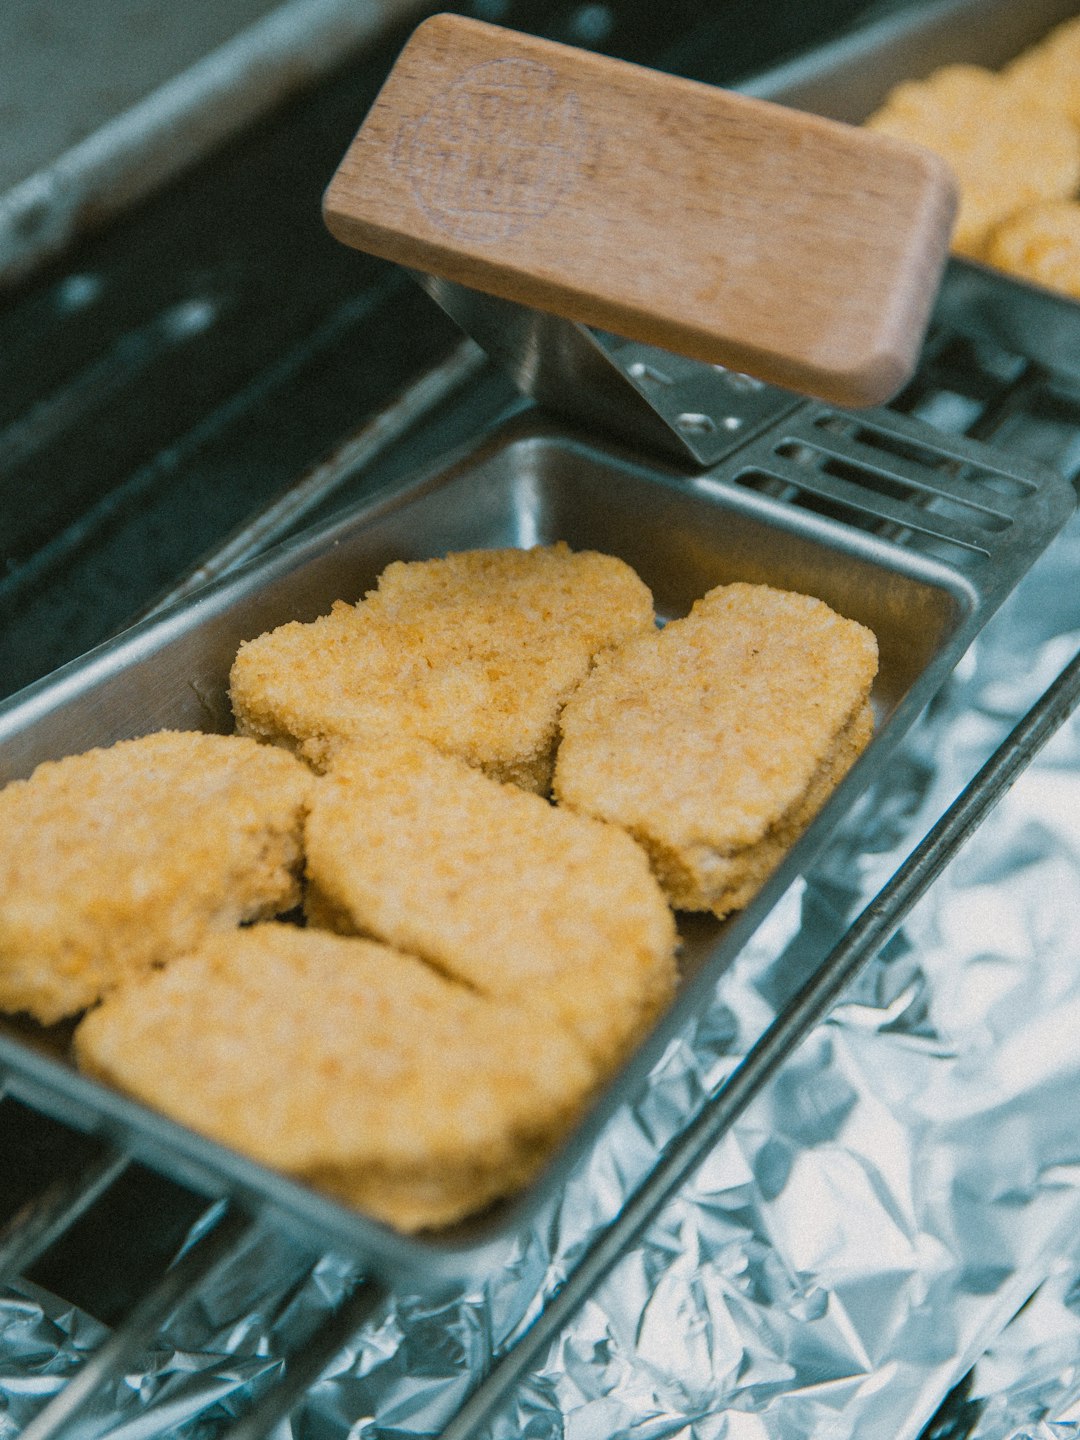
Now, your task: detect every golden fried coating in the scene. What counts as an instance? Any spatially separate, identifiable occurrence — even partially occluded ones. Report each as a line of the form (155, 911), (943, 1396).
(0, 732), (312, 1023)
(865, 64), (1080, 259)
(74, 924), (597, 1232)
(553, 583), (879, 918)
(1005, 15), (1080, 129)
(303, 734), (678, 1072)
(985, 199), (1080, 297)
(229, 544), (655, 793)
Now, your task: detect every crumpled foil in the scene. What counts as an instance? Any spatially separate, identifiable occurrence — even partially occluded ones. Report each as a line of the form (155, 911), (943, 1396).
(2, 505), (1079, 1439)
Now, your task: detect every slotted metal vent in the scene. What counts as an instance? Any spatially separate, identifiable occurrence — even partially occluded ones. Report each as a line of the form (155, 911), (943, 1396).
(709, 401), (1061, 576)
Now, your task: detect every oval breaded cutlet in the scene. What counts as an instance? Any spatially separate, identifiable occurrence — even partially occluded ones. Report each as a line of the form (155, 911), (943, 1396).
(0, 731), (312, 1023)
(303, 734), (678, 1074)
(74, 924), (597, 1232)
(985, 199), (1080, 299)
(1005, 15), (1080, 130)
(553, 583), (879, 918)
(229, 543), (655, 793)
(865, 64), (1080, 260)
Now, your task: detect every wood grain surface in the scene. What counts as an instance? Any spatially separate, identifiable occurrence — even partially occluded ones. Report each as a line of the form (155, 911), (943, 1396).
(323, 13), (958, 407)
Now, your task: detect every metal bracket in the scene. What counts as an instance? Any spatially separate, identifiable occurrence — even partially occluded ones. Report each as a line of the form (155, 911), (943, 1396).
(413, 272), (804, 467)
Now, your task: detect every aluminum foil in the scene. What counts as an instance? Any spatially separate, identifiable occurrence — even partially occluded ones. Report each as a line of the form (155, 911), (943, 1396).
(1, 513), (1079, 1439)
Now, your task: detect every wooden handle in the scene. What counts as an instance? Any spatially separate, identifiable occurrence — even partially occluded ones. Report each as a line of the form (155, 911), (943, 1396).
(323, 14), (957, 407)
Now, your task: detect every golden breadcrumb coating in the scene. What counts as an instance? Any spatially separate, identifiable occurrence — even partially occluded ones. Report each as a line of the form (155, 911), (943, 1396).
(553, 583), (878, 918)
(229, 544), (655, 793)
(74, 924), (597, 1232)
(865, 64), (1080, 259)
(303, 734), (678, 1072)
(0, 731), (312, 1023)
(985, 199), (1080, 298)
(1004, 15), (1080, 128)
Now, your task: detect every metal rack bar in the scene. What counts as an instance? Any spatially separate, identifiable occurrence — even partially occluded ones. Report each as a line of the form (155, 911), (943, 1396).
(435, 644), (1080, 1440)
(222, 1275), (389, 1440)
(0, 1145), (130, 1288)
(19, 1202), (254, 1440)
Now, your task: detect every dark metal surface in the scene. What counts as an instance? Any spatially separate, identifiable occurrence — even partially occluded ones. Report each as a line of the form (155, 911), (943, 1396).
(0, 0), (876, 702)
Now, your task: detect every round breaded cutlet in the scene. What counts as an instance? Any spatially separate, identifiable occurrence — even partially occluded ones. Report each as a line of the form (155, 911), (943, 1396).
(865, 64), (1080, 259)
(74, 924), (597, 1232)
(303, 734), (678, 1073)
(1005, 16), (1080, 129)
(0, 731), (312, 1023)
(985, 199), (1080, 298)
(229, 543), (655, 793)
(552, 583), (879, 918)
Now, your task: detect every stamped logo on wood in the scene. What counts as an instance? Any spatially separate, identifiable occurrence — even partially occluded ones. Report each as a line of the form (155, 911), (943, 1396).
(396, 58), (590, 243)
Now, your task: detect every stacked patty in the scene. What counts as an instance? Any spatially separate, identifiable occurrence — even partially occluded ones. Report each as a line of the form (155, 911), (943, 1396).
(229, 542), (654, 791)
(304, 734), (678, 1074)
(76, 925), (597, 1233)
(865, 17), (1080, 294)
(0, 732), (312, 1023)
(553, 583), (878, 918)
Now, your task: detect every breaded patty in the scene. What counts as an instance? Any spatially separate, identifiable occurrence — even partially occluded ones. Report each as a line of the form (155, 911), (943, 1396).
(865, 64), (1080, 259)
(985, 199), (1080, 298)
(303, 734), (678, 1072)
(552, 583), (879, 918)
(0, 731), (312, 1023)
(1005, 15), (1080, 129)
(74, 924), (597, 1232)
(229, 544), (655, 792)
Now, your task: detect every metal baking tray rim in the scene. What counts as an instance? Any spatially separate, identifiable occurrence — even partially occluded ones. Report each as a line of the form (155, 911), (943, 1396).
(0, 407), (1064, 1289)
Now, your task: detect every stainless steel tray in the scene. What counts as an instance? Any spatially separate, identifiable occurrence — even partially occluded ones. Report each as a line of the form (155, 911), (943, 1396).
(0, 402), (1071, 1289)
(744, 0), (1080, 381)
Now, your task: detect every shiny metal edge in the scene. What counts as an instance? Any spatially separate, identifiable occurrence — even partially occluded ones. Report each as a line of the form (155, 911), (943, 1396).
(0, 0), (431, 292)
(412, 273), (804, 468)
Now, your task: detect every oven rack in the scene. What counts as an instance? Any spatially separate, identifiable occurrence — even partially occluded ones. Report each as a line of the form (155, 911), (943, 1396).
(0, 320), (1077, 1439)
